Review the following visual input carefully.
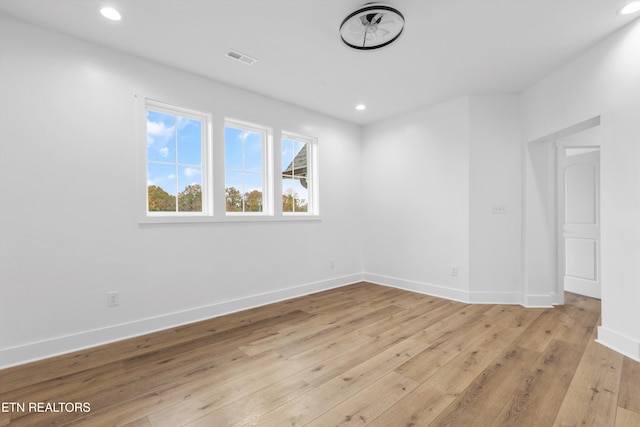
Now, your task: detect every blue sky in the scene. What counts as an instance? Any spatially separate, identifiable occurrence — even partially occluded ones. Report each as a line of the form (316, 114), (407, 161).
(224, 125), (263, 195)
(147, 112), (308, 204)
(147, 109), (202, 196)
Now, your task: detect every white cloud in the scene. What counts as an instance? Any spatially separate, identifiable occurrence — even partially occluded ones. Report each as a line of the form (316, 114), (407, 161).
(184, 167), (201, 177)
(159, 147), (169, 157)
(168, 174), (176, 180)
(147, 120), (175, 145)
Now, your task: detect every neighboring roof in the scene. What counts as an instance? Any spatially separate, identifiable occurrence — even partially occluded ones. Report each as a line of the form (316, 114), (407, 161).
(282, 147), (308, 189)
(282, 147), (307, 177)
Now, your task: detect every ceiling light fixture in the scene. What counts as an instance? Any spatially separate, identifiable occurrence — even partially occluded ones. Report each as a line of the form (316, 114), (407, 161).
(618, 1), (640, 15)
(100, 6), (122, 21)
(340, 3), (404, 51)
(356, 104), (367, 111)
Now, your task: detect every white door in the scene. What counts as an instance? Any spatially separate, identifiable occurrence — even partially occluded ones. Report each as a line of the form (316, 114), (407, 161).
(558, 146), (600, 299)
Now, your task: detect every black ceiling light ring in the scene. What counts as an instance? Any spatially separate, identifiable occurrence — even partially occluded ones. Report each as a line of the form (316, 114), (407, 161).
(340, 3), (405, 51)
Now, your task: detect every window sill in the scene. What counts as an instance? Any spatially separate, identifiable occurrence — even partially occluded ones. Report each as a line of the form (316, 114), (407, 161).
(138, 214), (321, 225)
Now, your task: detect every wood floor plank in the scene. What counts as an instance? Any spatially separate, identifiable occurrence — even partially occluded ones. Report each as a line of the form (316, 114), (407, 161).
(368, 307), (543, 426)
(0, 411), (10, 427)
(490, 339), (584, 426)
(394, 310), (505, 383)
(304, 371), (418, 427)
(553, 339), (624, 426)
(289, 327), (417, 384)
(180, 375), (310, 427)
(274, 304), (405, 359)
(615, 407), (640, 427)
(245, 337), (431, 426)
(122, 352), (293, 427)
(553, 295), (601, 349)
(1, 285), (637, 427)
(356, 299), (459, 340)
(121, 417), (153, 427)
(513, 306), (570, 352)
(237, 302), (370, 356)
(430, 345), (542, 426)
(140, 323), (410, 426)
(617, 357), (640, 414)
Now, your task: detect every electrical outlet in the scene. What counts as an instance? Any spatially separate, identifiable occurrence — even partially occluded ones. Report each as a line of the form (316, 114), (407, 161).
(329, 259), (336, 269)
(107, 291), (119, 307)
(451, 265), (459, 277)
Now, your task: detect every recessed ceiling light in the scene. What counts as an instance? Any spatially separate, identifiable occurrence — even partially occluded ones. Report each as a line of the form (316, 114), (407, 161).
(100, 6), (122, 21)
(618, 2), (640, 15)
(356, 104), (366, 111)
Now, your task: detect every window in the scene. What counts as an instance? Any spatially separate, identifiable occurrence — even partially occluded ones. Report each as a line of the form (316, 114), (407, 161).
(145, 100), (211, 215)
(282, 133), (317, 214)
(224, 119), (272, 214)
(138, 96), (317, 222)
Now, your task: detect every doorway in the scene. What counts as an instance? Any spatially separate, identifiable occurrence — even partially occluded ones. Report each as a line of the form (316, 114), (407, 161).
(556, 126), (601, 299)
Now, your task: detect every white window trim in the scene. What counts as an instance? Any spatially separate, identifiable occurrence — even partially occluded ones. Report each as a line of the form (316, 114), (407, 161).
(135, 94), (320, 224)
(137, 95), (213, 221)
(281, 131), (319, 216)
(224, 118), (274, 216)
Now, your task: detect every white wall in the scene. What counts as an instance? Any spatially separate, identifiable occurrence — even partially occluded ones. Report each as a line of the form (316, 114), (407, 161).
(361, 97), (470, 300)
(0, 16), (364, 368)
(469, 96), (522, 302)
(361, 95), (523, 304)
(521, 18), (640, 360)
(523, 138), (559, 306)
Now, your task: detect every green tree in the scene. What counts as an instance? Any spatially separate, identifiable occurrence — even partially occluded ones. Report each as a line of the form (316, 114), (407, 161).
(226, 187), (243, 212)
(148, 185), (176, 211)
(244, 190), (263, 212)
(282, 189), (308, 213)
(178, 184), (202, 212)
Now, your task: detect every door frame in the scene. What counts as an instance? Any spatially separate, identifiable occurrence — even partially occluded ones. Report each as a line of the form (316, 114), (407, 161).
(555, 141), (601, 300)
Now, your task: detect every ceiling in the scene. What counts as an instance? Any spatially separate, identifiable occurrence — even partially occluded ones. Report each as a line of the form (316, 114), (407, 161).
(1, 0), (638, 125)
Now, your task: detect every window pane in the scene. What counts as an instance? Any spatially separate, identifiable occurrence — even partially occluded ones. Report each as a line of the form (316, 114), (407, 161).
(144, 101), (210, 217)
(178, 166), (202, 212)
(293, 141), (308, 179)
(177, 117), (202, 165)
(291, 178), (308, 212)
(225, 122), (269, 214)
(282, 138), (293, 176)
(225, 126), (243, 170)
(147, 162), (176, 212)
(225, 171), (243, 212)
(282, 176), (295, 213)
(282, 136), (311, 213)
(147, 110), (176, 162)
(244, 172), (263, 212)
(244, 131), (263, 173)
(283, 176), (308, 213)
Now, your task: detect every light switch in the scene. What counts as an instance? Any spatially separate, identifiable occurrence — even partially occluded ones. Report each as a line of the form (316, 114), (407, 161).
(492, 203), (508, 214)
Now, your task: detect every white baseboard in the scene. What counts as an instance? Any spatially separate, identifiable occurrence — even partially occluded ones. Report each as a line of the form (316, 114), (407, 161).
(468, 291), (524, 305)
(596, 326), (640, 362)
(0, 274), (364, 369)
(521, 293), (556, 308)
(363, 273), (525, 306)
(363, 273), (470, 303)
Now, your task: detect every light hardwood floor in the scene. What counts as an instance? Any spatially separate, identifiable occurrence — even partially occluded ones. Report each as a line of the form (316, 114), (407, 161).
(1, 282), (639, 426)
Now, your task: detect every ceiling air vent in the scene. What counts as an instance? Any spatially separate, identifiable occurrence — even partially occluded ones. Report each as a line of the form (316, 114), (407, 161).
(226, 49), (258, 65)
